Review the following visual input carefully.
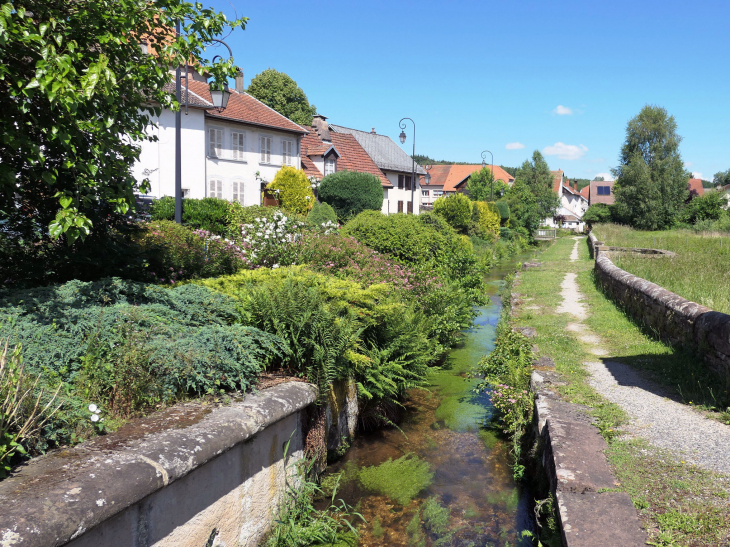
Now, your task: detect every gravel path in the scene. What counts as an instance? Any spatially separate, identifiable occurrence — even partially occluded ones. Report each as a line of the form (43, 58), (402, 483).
(557, 264), (730, 476)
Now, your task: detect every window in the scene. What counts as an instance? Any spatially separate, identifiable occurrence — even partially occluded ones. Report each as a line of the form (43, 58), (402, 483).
(405, 175), (412, 191)
(422, 190), (429, 197)
(182, 188), (190, 198)
(209, 128), (222, 157)
(434, 190), (444, 197)
(325, 158), (336, 176)
(231, 132), (245, 160)
(397, 200), (404, 213)
(597, 186), (611, 195)
(398, 175), (404, 189)
(282, 140), (293, 166)
(209, 179), (223, 198)
(407, 201), (413, 214)
(260, 136), (272, 163)
(232, 181), (244, 204)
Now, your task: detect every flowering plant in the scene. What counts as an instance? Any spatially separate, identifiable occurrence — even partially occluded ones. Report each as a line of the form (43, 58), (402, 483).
(239, 210), (307, 268)
(488, 384), (532, 434)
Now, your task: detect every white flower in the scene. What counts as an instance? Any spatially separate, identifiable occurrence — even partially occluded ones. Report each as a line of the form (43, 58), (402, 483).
(88, 404), (98, 413)
(272, 264), (279, 269)
(90, 414), (100, 422)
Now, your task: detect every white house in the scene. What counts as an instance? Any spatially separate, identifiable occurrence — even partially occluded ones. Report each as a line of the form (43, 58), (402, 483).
(134, 70), (308, 205)
(330, 124), (426, 214)
(543, 170), (589, 231)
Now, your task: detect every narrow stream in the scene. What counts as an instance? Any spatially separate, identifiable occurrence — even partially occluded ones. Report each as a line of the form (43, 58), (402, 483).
(322, 250), (539, 546)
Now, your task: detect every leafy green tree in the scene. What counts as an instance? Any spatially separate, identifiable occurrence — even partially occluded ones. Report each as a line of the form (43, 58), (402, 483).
(432, 193), (472, 233)
(511, 150), (560, 231)
(713, 169), (730, 187)
(0, 1), (246, 245)
(593, 176), (605, 181)
(246, 69), (316, 126)
(682, 191), (726, 224)
(465, 167), (508, 202)
(504, 180), (539, 234)
(583, 203), (612, 225)
(611, 106), (690, 230)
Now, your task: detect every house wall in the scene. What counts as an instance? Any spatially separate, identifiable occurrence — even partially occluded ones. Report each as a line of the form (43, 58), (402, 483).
(206, 119), (302, 207)
(562, 191), (589, 217)
(134, 108), (207, 199)
(383, 170), (421, 214)
(589, 180), (615, 205)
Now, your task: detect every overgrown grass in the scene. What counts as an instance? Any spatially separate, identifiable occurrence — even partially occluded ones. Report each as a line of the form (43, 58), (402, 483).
(593, 223), (730, 313)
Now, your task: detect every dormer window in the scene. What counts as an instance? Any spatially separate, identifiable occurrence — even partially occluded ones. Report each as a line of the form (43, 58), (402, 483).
(325, 157), (336, 176)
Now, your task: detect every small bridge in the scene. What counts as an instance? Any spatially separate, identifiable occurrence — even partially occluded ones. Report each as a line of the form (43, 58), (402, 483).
(535, 229), (557, 240)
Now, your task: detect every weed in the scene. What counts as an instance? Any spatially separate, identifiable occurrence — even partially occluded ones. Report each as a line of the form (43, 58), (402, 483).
(422, 497), (450, 535)
(358, 453), (434, 506)
(371, 517), (384, 538)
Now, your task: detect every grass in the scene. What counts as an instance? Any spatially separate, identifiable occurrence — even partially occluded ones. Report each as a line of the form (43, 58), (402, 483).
(512, 236), (730, 546)
(593, 223), (730, 314)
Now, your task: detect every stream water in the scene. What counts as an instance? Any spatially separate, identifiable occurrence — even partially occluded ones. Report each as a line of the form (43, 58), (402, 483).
(321, 250), (539, 547)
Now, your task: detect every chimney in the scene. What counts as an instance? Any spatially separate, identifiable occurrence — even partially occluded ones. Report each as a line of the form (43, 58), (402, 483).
(312, 114), (331, 141)
(235, 68), (244, 93)
(371, 128), (376, 134)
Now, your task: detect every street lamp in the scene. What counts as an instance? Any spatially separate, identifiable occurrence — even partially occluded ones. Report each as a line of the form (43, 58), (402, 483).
(481, 149), (494, 201)
(398, 118), (419, 214)
(174, 23), (234, 223)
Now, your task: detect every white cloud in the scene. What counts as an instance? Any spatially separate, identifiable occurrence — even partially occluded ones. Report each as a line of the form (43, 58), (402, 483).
(684, 161), (693, 167)
(692, 172), (704, 180)
(554, 105), (573, 115)
(593, 172), (614, 181)
(542, 142), (588, 161)
(505, 142), (525, 150)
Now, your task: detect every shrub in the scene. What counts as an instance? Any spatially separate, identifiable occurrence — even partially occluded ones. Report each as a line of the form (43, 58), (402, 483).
(583, 203), (612, 225)
(0, 279), (284, 453)
(135, 221), (248, 281)
(432, 193), (472, 233)
(266, 166), (315, 215)
(471, 201), (501, 240)
(495, 200), (510, 224)
(226, 203), (277, 238)
(682, 191), (726, 224)
(342, 211), (487, 304)
(149, 197), (231, 235)
(307, 201), (338, 227)
(239, 210), (310, 268)
(318, 171), (384, 221)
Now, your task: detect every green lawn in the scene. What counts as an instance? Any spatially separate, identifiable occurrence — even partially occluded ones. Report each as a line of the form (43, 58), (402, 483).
(593, 223), (730, 314)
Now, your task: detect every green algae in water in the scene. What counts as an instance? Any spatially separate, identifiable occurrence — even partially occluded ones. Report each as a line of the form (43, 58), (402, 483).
(478, 428), (500, 450)
(371, 517), (384, 538)
(359, 454), (434, 506)
(486, 487), (520, 512)
(320, 460), (359, 497)
(422, 497), (450, 535)
(430, 369), (484, 431)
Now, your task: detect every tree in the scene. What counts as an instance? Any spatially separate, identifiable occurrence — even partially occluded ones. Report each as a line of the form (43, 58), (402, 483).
(504, 180), (539, 234)
(611, 106), (690, 230)
(0, 1), (246, 245)
(246, 69), (316, 126)
(713, 169), (730, 187)
(514, 150), (560, 225)
(266, 167), (314, 215)
(433, 193), (472, 233)
(682, 191), (726, 224)
(465, 167), (509, 202)
(583, 204), (612, 225)
(593, 176), (605, 181)
(318, 171), (383, 221)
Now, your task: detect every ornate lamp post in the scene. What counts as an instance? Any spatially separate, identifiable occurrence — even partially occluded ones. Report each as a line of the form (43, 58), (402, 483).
(398, 118), (418, 214)
(481, 149), (494, 201)
(175, 21), (233, 223)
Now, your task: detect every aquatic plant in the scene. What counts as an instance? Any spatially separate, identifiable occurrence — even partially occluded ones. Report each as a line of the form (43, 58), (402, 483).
(422, 497), (451, 536)
(358, 453), (434, 506)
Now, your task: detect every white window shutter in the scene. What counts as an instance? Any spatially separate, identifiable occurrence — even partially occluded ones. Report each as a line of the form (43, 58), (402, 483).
(209, 129), (216, 157)
(216, 179), (222, 198)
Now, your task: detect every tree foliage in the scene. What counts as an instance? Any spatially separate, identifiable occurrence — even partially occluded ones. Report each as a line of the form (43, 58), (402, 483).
(246, 69), (316, 126)
(318, 171), (383, 221)
(515, 151), (559, 222)
(713, 169), (730, 187)
(504, 179), (539, 234)
(466, 167), (501, 202)
(432, 193), (472, 233)
(582, 203), (612, 225)
(682, 191), (726, 224)
(611, 105), (690, 230)
(0, 1), (246, 245)
(471, 202), (501, 239)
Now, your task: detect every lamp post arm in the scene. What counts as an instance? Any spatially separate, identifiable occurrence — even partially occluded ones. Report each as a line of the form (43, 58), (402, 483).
(481, 149), (494, 201)
(399, 118), (416, 213)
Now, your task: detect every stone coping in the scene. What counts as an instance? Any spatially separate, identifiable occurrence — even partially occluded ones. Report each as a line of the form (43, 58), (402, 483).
(0, 382), (318, 547)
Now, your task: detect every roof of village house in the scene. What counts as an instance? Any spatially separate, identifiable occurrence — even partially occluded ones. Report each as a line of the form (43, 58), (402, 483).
(562, 180), (588, 201)
(688, 178), (705, 196)
(329, 125), (426, 175)
(182, 79), (308, 134)
(551, 170), (564, 194)
(555, 206), (581, 222)
(580, 186), (590, 200)
(301, 128), (391, 187)
(426, 164), (515, 193)
(162, 81), (213, 108)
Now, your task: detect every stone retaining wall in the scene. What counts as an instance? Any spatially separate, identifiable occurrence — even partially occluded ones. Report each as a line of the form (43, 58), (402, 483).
(588, 232), (730, 379)
(0, 382), (319, 547)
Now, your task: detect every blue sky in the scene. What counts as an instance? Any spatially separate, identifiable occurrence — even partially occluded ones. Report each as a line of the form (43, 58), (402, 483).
(205, 0), (729, 181)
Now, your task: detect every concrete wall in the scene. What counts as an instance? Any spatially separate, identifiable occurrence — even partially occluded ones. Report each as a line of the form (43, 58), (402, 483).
(0, 383), (319, 547)
(589, 233), (730, 380)
(383, 170), (421, 215)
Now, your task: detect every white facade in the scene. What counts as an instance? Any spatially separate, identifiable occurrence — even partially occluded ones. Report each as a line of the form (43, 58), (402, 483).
(562, 189), (589, 218)
(134, 109), (303, 205)
(382, 170), (421, 215)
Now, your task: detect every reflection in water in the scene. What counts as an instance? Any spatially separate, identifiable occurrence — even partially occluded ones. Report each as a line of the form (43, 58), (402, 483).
(321, 251), (539, 546)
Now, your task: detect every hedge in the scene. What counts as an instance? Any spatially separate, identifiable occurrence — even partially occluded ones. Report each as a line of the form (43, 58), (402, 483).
(318, 171), (384, 221)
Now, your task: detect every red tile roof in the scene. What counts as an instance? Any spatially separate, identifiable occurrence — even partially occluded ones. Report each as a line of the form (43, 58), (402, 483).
(426, 164), (514, 193)
(184, 79), (308, 134)
(551, 170), (564, 194)
(688, 178), (705, 196)
(301, 128), (391, 187)
(580, 186), (590, 200)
